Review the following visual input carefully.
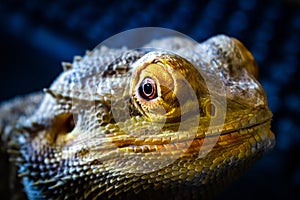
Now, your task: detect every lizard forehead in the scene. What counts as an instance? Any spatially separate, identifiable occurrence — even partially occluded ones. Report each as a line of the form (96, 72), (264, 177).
(47, 35), (267, 111)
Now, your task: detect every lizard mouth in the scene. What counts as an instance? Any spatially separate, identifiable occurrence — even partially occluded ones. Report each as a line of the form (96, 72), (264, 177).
(116, 117), (274, 154)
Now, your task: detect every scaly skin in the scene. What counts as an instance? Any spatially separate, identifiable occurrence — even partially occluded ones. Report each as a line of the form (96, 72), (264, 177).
(0, 35), (275, 200)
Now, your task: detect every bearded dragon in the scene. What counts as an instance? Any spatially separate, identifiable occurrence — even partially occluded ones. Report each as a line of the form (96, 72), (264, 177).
(0, 35), (275, 199)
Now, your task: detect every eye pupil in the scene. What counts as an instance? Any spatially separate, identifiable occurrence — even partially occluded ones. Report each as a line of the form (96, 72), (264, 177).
(143, 83), (153, 95)
(138, 78), (157, 101)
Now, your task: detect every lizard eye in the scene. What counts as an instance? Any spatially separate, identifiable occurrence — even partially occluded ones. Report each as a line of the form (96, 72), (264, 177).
(138, 78), (157, 101)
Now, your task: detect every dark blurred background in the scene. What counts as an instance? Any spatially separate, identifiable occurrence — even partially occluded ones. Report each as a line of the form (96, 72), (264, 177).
(0, 0), (299, 199)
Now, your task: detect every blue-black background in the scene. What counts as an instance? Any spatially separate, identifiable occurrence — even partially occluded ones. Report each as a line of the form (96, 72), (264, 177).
(0, 0), (299, 199)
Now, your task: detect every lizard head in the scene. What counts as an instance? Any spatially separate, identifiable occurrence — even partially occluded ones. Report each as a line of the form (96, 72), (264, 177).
(11, 35), (275, 199)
